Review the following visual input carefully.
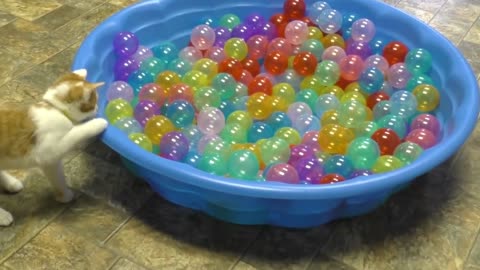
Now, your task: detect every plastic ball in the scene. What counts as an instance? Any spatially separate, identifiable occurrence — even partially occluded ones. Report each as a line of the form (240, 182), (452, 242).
(194, 86), (222, 110)
(284, 0), (306, 20)
(127, 70), (154, 94)
(284, 20), (309, 45)
(152, 42), (179, 62)
(371, 128), (402, 155)
(219, 13), (241, 30)
(272, 83), (295, 104)
(264, 50), (289, 75)
(351, 18), (376, 42)
(179, 46), (203, 64)
(265, 163), (300, 184)
(218, 57), (243, 80)
(168, 83), (194, 103)
(338, 100), (367, 128)
(248, 75), (274, 95)
(318, 124), (355, 154)
(319, 173), (344, 184)
(220, 123), (248, 144)
(274, 127), (301, 145)
(277, 69), (302, 87)
(164, 100), (195, 129)
(354, 121), (378, 138)
(357, 67), (383, 94)
(227, 150), (260, 180)
(346, 137), (380, 170)
(167, 58), (193, 76)
(134, 100), (160, 127)
(315, 8), (343, 34)
(295, 89), (317, 110)
(339, 55), (364, 81)
(224, 38), (248, 61)
(182, 125), (203, 150)
(308, 26), (324, 40)
(182, 70), (209, 90)
(159, 131), (189, 161)
(366, 92), (389, 110)
(203, 136), (231, 159)
(377, 114), (407, 139)
(373, 100), (392, 120)
(405, 128), (437, 149)
(245, 13), (266, 30)
(193, 58), (218, 81)
(107, 81), (134, 102)
(412, 84), (440, 112)
(105, 98), (134, 124)
(390, 90), (418, 119)
(198, 153), (228, 175)
(232, 23), (255, 41)
(113, 32), (139, 58)
(140, 57), (166, 78)
(315, 60), (340, 86)
(410, 113), (441, 137)
(405, 74), (434, 92)
(256, 22), (277, 40)
(248, 122), (274, 143)
(314, 93), (340, 117)
(321, 33), (345, 49)
(266, 112), (292, 131)
(268, 38), (294, 55)
(206, 46), (226, 63)
(323, 154), (354, 177)
(155, 70), (181, 90)
(346, 39), (372, 60)
(197, 107), (225, 136)
(113, 117), (142, 135)
(394, 141), (423, 165)
(136, 83), (164, 105)
(128, 133), (153, 152)
(322, 46), (346, 64)
(372, 155), (404, 173)
(114, 57), (139, 81)
(288, 144), (316, 165)
(294, 157), (323, 183)
(144, 115), (176, 145)
(227, 110), (253, 130)
(287, 101), (312, 121)
(320, 109), (340, 126)
(242, 57), (261, 77)
(213, 27), (232, 47)
(132, 46), (154, 64)
(405, 48), (432, 74)
(293, 114), (321, 135)
(247, 35), (269, 60)
(387, 63), (412, 89)
(184, 151), (201, 167)
(293, 52), (318, 76)
(364, 54), (389, 74)
(383, 41), (409, 66)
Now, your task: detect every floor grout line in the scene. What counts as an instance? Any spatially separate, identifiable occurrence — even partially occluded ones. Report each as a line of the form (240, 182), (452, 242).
(227, 225), (266, 270)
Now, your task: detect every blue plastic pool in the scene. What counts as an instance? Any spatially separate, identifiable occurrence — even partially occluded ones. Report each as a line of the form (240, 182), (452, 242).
(72, 0), (480, 228)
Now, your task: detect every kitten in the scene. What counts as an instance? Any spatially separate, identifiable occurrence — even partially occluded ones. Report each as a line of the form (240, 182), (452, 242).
(0, 69), (108, 226)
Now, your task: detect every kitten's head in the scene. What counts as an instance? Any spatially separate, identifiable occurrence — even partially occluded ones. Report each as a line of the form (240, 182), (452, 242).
(43, 69), (104, 122)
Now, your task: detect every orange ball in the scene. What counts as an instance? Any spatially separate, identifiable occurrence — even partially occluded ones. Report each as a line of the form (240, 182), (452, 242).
(318, 124), (355, 154)
(293, 52), (318, 76)
(218, 57), (243, 80)
(264, 50), (289, 75)
(242, 57), (261, 76)
(248, 75), (273, 95)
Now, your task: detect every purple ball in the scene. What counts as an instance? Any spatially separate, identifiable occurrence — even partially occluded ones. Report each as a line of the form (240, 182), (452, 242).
(294, 157), (324, 184)
(113, 31), (139, 58)
(256, 22), (277, 40)
(214, 27), (232, 47)
(350, 170), (373, 178)
(160, 131), (190, 161)
(245, 13), (266, 31)
(288, 144), (316, 167)
(231, 23), (255, 41)
(134, 100), (160, 126)
(114, 57), (139, 81)
(346, 39), (372, 60)
(107, 81), (134, 101)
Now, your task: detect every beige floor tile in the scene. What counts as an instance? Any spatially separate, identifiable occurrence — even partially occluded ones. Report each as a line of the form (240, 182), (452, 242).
(0, 11), (15, 27)
(106, 195), (261, 270)
(57, 0), (107, 10)
(241, 226), (331, 270)
(54, 195), (131, 244)
(396, 2), (436, 23)
(464, 18), (480, 44)
(232, 261), (258, 270)
(0, 47), (31, 87)
(110, 258), (149, 270)
(0, 171), (71, 262)
(34, 5), (85, 31)
(3, 221), (117, 270)
(429, 15), (474, 45)
(0, 80), (36, 104)
(400, 0), (447, 13)
(0, 0), (61, 21)
(108, 0), (138, 8)
(458, 41), (480, 78)
(307, 253), (356, 270)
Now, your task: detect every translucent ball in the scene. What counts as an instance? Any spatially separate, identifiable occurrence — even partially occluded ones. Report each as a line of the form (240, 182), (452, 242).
(275, 127), (301, 145)
(128, 133), (153, 152)
(296, 89), (318, 110)
(220, 123), (248, 144)
(246, 92), (274, 120)
(277, 69), (302, 87)
(260, 137), (291, 165)
(355, 121), (378, 137)
(203, 136), (231, 159)
(140, 57), (166, 78)
(342, 13), (359, 31)
(405, 74), (434, 92)
(322, 46), (346, 64)
(198, 153), (228, 175)
(319, 173), (345, 184)
(394, 141), (423, 165)
(182, 125), (203, 150)
(232, 23), (255, 41)
(308, 26), (324, 40)
(164, 100), (195, 129)
(351, 18), (376, 42)
(247, 122), (274, 143)
(107, 81), (134, 102)
(369, 36), (388, 55)
(372, 155), (404, 173)
(114, 57), (139, 81)
(315, 8), (343, 34)
(410, 113), (441, 137)
(219, 13), (241, 30)
(227, 110), (253, 130)
(288, 144), (316, 165)
(159, 131), (189, 161)
(224, 38), (249, 61)
(371, 128), (402, 155)
(132, 46), (154, 65)
(113, 117), (142, 135)
(339, 55), (364, 81)
(364, 54), (389, 74)
(228, 150), (260, 180)
(191, 24), (216, 50)
(197, 135), (221, 154)
(405, 128), (437, 149)
(144, 115), (175, 145)
(266, 112), (292, 131)
(346, 40), (372, 60)
(218, 100), (236, 119)
(206, 46), (226, 63)
(287, 102), (313, 122)
(412, 84), (440, 112)
(256, 21), (277, 40)
(272, 83), (296, 104)
(373, 100), (392, 120)
(182, 70), (209, 90)
(346, 137), (380, 170)
(105, 98), (134, 124)
(318, 124), (355, 154)
(265, 163), (300, 184)
(293, 52), (318, 76)
(264, 50), (289, 75)
(210, 73), (236, 101)
(168, 83), (194, 103)
(184, 151), (201, 168)
(168, 58), (193, 76)
(338, 100), (367, 128)
(358, 67), (384, 94)
(284, 20), (309, 45)
(390, 90), (418, 119)
(388, 62), (412, 89)
(294, 157), (324, 183)
(155, 71), (180, 91)
(138, 83), (165, 105)
(293, 114), (321, 135)
(308, 1), (331, 21)
(113, 31), (139, 58)
(300, 39), (325, 60)
(127, 70), (154, 94)
(377, 114), (408, 139)
(323, 155), (354, 177)
(247, 35), (269, 60)
(134, 100), (160, 127)
(302, 131), (320, 150)
(214, 27), (232, 47)
(179, 46), (203, 64)
(232, 96), (249, 112)
(152, 42), (179, 63)
(197, 107), (225, 135)
(405, 48), (432, 75)
(192, 58), (218, 81)
(194, 86), (221, 110)
(267, 38), (294, 55)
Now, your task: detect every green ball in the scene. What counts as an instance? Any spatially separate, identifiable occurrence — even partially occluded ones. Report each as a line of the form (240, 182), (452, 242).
(338, 100), (367, 128)
(105, 98), (133, 124)
(394, 142), (423, 164)
(405, 48), (432, 75)
(227, 150), (260, 180)
(203, 137), (231, 160)
(140, 57), (165, 78)
(405, 74), (434, 92)
(198, 153), (228, 176)
(260, 137), (291, 165)
(346, 137), (380, 170)
(226, 111), (253, 130)
(194, 86), (222, 110)
(220, 123), (247, 144)
(300, 39), (325, 60)
(212, 73), (237, 101)
(315, 60), (340, 86)
(219, 13), (241, 30)
(355, 121), (379, 137)
(295, 89), (318, 111)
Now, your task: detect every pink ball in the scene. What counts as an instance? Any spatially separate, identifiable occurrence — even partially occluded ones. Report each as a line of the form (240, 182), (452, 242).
(107, 81), (134, 101)
(410, 113), (441, 137)
(238, 69), (254, 85)
(138, 83), (165, 105)
(197, 107), (226, 135)
(284, 20), (309, 45)
(179, 46), (203, 64)
(322, 46), (346, 64)
(265, 163), (300, 184)
(132, 45), (154, 65)
(191, 24), (216, 50)
(206, 46), (226, 63)
(197, 135), (220, 154)
(351, 18), (376, 43)
(302, 131), (321, 152)
(405, 128), (437, 149)
(387, 63), (412, 89)
(168, 83), (194, 103)
(247, 35), (269, 60)
(339, 54), (364, 81)
(364, 54), (389, 74)
(267, 37), (294, 55)
(287, 102), (312, 122)
(288, 144), (316, 166)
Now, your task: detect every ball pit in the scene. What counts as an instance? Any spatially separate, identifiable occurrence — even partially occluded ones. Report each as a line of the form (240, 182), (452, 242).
(73, 0), (479, 228)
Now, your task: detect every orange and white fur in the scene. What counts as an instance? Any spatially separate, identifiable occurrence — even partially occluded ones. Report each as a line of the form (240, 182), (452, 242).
(0, 69), (108, 226)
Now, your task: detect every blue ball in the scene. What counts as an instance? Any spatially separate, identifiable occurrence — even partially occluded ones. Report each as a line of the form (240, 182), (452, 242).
(359, 67), (384, 94)
(165, 100), (195, 129)
(248, 122), (274, 143)
(266, 112), (292, 131)
(127, 70), (154, 94)
(323, 155), (354, 178)
(377, 114), (408, 138)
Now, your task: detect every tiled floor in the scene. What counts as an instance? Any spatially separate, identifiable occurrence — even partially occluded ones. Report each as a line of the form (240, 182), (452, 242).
(0, 0), (479, 269)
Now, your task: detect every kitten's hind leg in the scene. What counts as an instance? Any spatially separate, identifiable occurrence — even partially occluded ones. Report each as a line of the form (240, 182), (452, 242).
(40, 162), (74, 203)
(0, 207), (13, 226)
(0, 171), (24, 193)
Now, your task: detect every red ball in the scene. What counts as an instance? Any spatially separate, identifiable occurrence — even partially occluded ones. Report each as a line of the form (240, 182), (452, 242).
(270, 13), (288, 27)
(276, 22), (288, 38)
(264, 50), (289, 75)
(371, 128), (402, 155)
(366, 91), (390, 109)
(336, 77), (353, 89)
(238, 69), (253, 85)
(300, 16), (316, 27)
(319, 173), (345, 184)
(218, 57), (243, 80)
(283, 0), (306, 20)
(383, 41), (409, 66)
(293, 52), (318, 76)
(242, 57), (261, 76)
(248, 75), (273, 95)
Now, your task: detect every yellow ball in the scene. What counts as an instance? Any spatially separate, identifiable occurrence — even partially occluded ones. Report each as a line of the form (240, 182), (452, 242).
(321, 109), (340, 126)
(275, 127), (301, 145)
(224, 38), (248, 61)
(319, 85), (344, 99)
(272, 83), (296, 104)
(412, 84), (440, 112)
(318, 124), (355, 154)
(300, 75), (324, 93)
(105, 98), (133, 124)
(144, 115), (176, 145)
(340, 91), (367, 105)
(128, 133), (153, 152)
(193, 58), (218, 81)
(182, 70), (209, 90)
(308, 26), (324, 41)
(156, 71), (181, 90)
(246, 93), (273, 120)
(271, 95), (289, 112)
(372, 155), (404, 173)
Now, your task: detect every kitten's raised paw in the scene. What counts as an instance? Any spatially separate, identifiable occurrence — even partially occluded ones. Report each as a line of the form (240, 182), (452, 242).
(0, 208), (13, 227)
(88, 118), (108, 136)
(55, 188), (75, 203)
(4, 179), (23, 193)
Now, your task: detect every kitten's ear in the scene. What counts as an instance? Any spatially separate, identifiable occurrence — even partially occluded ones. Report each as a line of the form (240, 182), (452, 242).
(91, 82), (105, 89)
(72, 69), (87, 79)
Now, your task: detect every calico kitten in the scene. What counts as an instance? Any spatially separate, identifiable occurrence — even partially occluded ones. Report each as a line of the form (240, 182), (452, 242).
(0, 69), (108, 226)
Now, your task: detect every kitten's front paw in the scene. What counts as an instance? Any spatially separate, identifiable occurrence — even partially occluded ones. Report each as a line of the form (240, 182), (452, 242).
(0, 208), (13, 227)
(88, 118), (108, 136)
(55, 188), (75, 203)
(4, 179), (23, 193)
